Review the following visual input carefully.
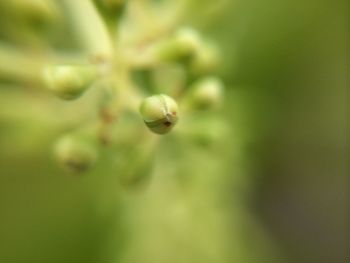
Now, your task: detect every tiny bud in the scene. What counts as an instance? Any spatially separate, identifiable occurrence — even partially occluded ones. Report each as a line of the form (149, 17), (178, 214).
(190, 44), (220, 75)
(43, 65), (97, 100)
(189, 77), (224, 110)
(54, 135), (98, 173)
(139, 94), (179, 135)
(157, 27), (201, 62)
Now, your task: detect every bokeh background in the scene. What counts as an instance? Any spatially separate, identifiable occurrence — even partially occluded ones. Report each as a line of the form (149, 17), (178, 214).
(0, 1), (348, 263)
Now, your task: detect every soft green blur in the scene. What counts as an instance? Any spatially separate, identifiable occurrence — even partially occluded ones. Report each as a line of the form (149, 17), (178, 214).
(0, 1), (347, 263)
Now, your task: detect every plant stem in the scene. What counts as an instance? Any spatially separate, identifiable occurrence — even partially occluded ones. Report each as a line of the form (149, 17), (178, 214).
(62, 0), (114, 60)
(0, 43), (44, 84)
(0, 42), (91, 86)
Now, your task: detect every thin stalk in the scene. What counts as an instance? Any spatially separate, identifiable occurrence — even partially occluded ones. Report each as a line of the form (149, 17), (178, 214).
(62, 0), (114, 60)
(0, 43), (44, 84)
(0, 42), (91, 85)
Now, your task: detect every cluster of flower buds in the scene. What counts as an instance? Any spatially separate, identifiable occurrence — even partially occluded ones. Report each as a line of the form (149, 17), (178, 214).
(33, 0), (226, 174)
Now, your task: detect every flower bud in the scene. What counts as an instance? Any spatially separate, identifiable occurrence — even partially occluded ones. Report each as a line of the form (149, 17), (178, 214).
(139, 94), (179, 135)
(54, 135), (98, 173)
(157, 27), (201, 62)
(188, 77), (224, 110)
(43, 65), (97, 100)
(190, 44), (220, 75)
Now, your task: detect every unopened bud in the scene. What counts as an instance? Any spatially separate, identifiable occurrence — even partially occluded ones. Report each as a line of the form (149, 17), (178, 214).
(188, 77), (224, 110)
(157, 27), (201, 62)
(43, 65), (97, 100)
(54, 135), (98, 173)
(190, 44), (220, 75)
(140, 94), (179, 135)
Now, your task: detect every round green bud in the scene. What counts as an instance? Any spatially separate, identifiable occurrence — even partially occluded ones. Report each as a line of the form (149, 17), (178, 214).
(139, 94), (179, 135)
(174, 27), (201, 55)
(157, 27), (201, 62)
(43, 65), (97, 100)
(189, 77), (224, 110)
(54, 135), (98, 173)
(190, 44), (220, 75)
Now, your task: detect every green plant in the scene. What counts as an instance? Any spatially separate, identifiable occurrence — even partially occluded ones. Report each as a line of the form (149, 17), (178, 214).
(0, 0), (225, 174)
(0, 1), (299, 263)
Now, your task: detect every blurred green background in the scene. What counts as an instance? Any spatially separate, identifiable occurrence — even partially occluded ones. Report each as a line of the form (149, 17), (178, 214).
(0, 0), (347, 263)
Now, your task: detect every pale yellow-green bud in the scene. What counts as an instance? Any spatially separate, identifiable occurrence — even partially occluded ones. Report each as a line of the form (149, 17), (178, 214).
(43, 65), (97, 100)
(157, 27), (201, 62)
(174, 27), (201, 54)
(189, 77), (224, 110)
(139, 94), (179, 135)
(54, 135), (98, 173)
(190, 44), (220, 75)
